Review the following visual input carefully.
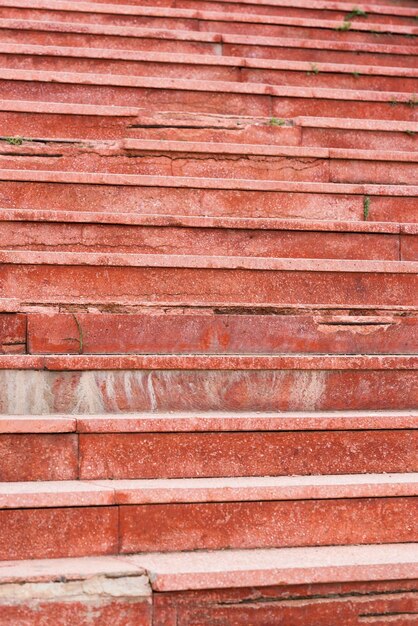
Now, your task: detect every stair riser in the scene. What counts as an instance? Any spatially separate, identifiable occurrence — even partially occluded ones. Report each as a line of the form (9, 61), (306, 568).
(0, 497), (416, 560)
(0, 598), (151, 626)
(1, 182), (416, 223)
(224, 43), (418, 68)
(121, 498), (418, 553)
(3, 153), (416, 185)
(2, 80), (416, 122)
(2, 264), (417, 307)
(0, 313), (25, 354)
(80, 431), (418, 479)
(242, 68), (418, 93)
(302, 128), (418, 151)
(2, 430), (417, 482)
(0, 507), (118, 560)
(0, 434), (78, 481)
(1, 370), (416, 414)
(2, 55), (416, 93)
(0, 110), (136, 141)
(1, 579), (416, 626)
(23, 313), (418, 355)
(141, 581), (418, 626)
(2, 9), (415, 47)
(1, 223), (409, 261)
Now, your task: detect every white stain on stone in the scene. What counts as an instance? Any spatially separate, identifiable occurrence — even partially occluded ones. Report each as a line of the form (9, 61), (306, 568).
(73, 372), (105, 414)
(0, 371), (53, 414)
(289, 370), (327, 411)
(146, 372), (158, 411)
(0, 575), (151, 603)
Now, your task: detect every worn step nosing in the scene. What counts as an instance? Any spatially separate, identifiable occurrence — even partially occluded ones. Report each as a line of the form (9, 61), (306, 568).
(1, 544), (418, 589)
(1, 411), (417, 433)
(1, 250), (417, 273)
(2, 170), (418, 196)
(2, 68), (416, 104)
(1, 474), (417, 509)
(1, 209), (412, 234)
(0, 354), (417, 371)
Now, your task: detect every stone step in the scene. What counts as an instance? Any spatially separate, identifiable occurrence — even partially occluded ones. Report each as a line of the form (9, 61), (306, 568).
(2, 45), (417, 93)
(1, 170), (417, 223)
(2, 138), (418, 185)
(2, 19), (416, 68)
(0, 354), (416, 414)
(2, 102), (417, 150)
(40, 0), (418, 26)
(296, 116), (418, 150)
(3, 302), (418, 354)
(0, 475), (416, 559)
(1, 250), (417, 307)
(2, 1), (417, 47)
(0, 411), (417, 481)
(0, 545), (416, 625)
(2, 211), (417, 260)
(23, 310), (418, 354)
(1, 69), (417, 122)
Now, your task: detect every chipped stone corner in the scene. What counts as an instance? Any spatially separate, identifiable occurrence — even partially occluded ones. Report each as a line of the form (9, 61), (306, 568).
(0, 574), (152, 605)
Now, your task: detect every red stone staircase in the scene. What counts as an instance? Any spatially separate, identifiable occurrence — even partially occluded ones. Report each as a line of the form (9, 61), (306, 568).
(0, 0), (417, 623)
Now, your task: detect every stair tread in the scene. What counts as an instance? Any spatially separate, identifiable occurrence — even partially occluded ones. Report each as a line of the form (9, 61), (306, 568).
(4, 67), (416, 102)
(4, 0), (417, 36)
(1, 473), (417, 509)
(0, 543), (416, 589)
(4, 43), (418, 78)
(2, 250), (418, 272)
(1, 410), (417, 433)
(1, 353), (417, 371)
(2, 209), (412, 233)
(3, 19), (417, 57)
(5, 137), (417, 161)
(2, 169), (417, 195)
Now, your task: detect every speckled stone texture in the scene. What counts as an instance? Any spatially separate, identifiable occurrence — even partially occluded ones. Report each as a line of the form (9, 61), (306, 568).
(0, 0), (417, 620)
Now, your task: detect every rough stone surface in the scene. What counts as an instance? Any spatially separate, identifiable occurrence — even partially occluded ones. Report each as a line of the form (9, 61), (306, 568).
(0, 0), (417, 620)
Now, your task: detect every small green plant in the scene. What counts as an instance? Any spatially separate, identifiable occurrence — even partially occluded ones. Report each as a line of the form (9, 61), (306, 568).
(307, 63), (320, 76)
(352, 71), (361, 78)
(4, 136), (24, 145)
(363, 196), (371, 220)
(336, 20), (352, 31)
(346, 6), (367, 20)
(404, 129), (416, 137)
(389, 99), (398, 106)
(268, 117), (285, 126)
